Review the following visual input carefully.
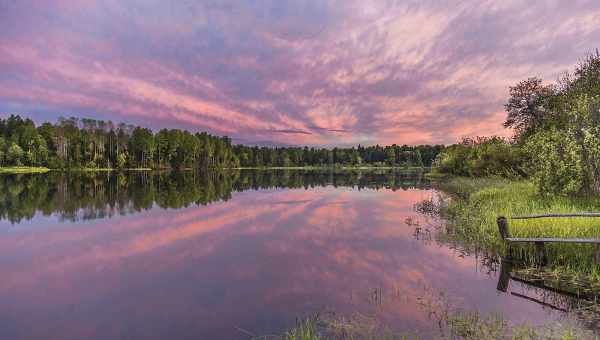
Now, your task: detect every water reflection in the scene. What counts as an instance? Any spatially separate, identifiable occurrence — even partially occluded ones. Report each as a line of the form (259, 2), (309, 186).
(0, 170), (578, 339)
(497, 259), (600, 329)
(0, 169), (429, 223)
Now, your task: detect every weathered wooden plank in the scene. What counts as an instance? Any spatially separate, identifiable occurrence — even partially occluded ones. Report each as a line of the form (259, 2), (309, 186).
(506, 237), (600, 243)
(512, 213), (600, 219)
(498, 214), (600, 265)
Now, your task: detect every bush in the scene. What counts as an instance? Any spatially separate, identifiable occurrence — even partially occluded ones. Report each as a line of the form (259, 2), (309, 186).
(46, 156), (65, 169)
(85, 160), (97, 169)
(434, 137), (525, 178)
(6, 143), (24, 166)
(525, 95), (600, 196)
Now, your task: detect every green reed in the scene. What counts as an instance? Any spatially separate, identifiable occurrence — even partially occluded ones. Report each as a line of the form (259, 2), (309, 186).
(440, 178), (600, 282)
(257, 311), (590, 340)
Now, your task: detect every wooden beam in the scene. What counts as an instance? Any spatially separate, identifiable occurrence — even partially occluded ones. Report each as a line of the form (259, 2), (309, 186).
(506, 237), (600, 243)
(512, 213), (600, 219)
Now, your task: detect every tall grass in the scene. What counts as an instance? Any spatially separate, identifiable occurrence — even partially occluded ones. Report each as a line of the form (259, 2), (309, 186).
(439, 178), (600, 281)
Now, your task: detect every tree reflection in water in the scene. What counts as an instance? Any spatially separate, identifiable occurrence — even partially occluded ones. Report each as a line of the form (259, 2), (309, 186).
(0, 168), (429, 223)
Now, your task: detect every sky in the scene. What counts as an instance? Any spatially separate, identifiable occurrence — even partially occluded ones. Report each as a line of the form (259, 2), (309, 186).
(1, 1), (600, 146)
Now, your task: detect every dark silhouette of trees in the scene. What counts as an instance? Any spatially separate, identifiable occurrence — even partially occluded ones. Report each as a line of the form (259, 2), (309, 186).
(504, 77), (555, 141)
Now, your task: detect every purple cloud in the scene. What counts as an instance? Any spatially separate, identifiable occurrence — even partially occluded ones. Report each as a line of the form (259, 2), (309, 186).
(1, 0), (599, 145)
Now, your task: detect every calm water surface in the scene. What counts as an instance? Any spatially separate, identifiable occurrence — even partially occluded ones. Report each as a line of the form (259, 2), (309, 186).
(0, 170), (572, 339)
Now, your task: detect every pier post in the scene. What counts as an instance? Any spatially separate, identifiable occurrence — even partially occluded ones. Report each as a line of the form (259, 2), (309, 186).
(497, 216), (509, 240)
(497, 258), (513, 293)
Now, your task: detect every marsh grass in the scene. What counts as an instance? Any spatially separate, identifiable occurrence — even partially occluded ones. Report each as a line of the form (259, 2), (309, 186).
(254, 285), (595, 339)
(438, 178), (600, 282)
(257, 310), (592, 340)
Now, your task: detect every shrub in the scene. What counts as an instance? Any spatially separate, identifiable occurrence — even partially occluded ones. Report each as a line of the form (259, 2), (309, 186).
(525, 95), (600, 196)
(434, 137), (525, 178)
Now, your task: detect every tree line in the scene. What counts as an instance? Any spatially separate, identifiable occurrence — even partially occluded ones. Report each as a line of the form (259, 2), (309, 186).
(435, 50), (600, 196)
(0, 114), (443, 169)
(233, 144), (442, 168)
(0, 116), (238, 169)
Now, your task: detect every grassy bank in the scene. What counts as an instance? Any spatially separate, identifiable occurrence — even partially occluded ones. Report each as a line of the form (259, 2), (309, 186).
(438, 178), (600, 282)
(0, 167), (158, 174)
(0, 166), (51, 174)
(66, 167), (153, 172)
(234, 165), (428, 171)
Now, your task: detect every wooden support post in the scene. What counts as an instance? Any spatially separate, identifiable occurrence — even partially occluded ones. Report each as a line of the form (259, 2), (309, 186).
(535, 241), (547, 266)
(595, 244), (600, 265)
(497, 258), (513, 293)
(497, 216), (509, 240)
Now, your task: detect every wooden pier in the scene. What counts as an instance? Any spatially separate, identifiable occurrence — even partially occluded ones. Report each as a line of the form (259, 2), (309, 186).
(497, 214), (600, 265)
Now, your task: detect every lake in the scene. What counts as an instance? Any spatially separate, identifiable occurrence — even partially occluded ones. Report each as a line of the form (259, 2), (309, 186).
(0, 170), (581, 339)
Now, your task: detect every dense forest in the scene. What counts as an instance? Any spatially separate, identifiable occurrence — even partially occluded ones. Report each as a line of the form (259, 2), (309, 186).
(434, 50), (600, 196)
(0, 115), (443, 169)
(0, 169), (429, 223)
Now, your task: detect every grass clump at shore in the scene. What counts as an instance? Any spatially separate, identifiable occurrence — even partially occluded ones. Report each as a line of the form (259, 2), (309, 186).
(0, 166), (51, 174)
(438, 178), (600, 281)
(255, 310), (591, 340)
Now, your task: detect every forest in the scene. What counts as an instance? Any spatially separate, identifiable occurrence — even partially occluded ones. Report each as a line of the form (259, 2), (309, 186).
(0, 115), (443, 170)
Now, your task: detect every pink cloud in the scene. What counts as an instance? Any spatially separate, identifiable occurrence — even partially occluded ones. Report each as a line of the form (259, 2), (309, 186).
(1, 1), (599, 145)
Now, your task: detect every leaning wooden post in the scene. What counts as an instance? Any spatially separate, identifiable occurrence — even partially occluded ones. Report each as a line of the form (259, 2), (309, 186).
(497, 216), (509, 240)
(497, 216), (513, 257)
(496, 258), (513, 293)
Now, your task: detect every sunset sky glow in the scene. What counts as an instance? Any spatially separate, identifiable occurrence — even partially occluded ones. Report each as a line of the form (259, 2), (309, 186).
(1, 1), (600, 146)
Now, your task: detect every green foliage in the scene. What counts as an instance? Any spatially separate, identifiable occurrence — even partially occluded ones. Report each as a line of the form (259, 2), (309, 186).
(233, 144), (442, 168)
(524, 127), (584, 196)
(441, 50), (600, 196)
(1, 114), (442, 170)
(434, 137), (525, 178)
(6, 142), (24, 166)
(0, 114), (240, 170)
(523, 94), (600, 196)
(499, 50), (600, 196)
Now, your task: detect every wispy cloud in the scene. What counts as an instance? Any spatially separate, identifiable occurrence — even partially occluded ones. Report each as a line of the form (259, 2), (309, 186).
(1, 0), (599, 145)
